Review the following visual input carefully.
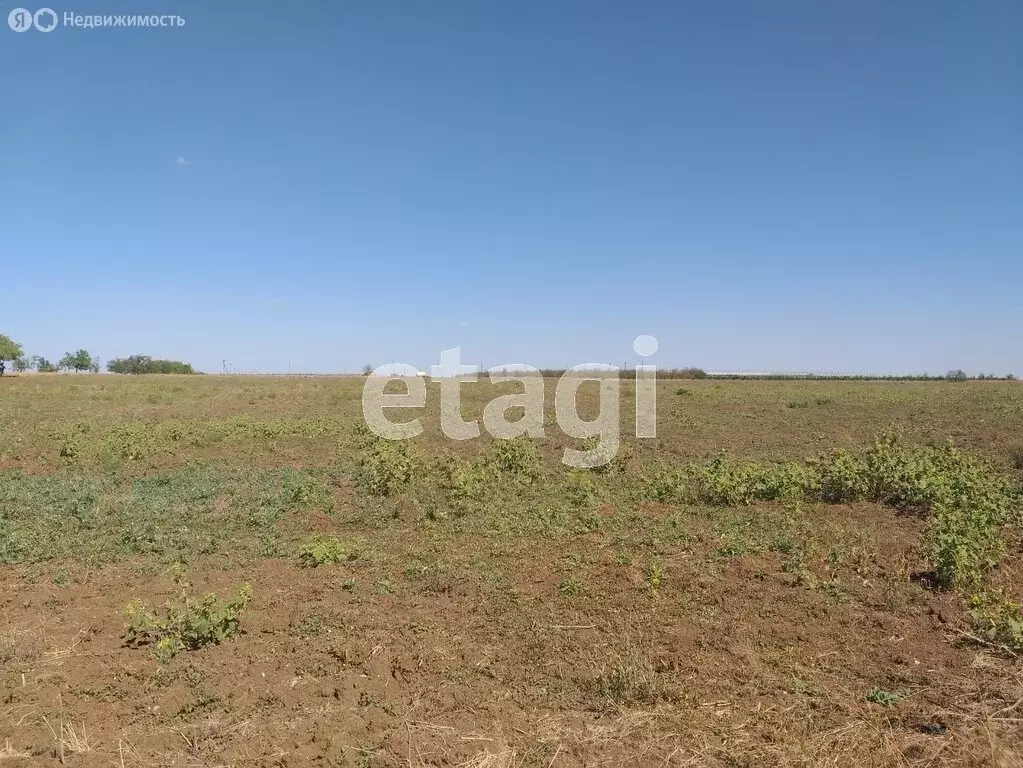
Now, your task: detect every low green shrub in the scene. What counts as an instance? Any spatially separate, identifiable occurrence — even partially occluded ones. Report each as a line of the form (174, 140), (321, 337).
(644, 455), (816, 506)
(124, 584), (252, 661)
(969, 592), (1023, 653)
(356, 438), (418, 496)
(298, 536), (356, 567)
(578, 437), (631, 476)
(283, 471), (332, 509)
(56, 423), (91, 466)
(448, 461), (493, 501)
(101, 422), (160, 462)
(557, 578), (583, 596)
(815, 449), (870, 502)
(563, 470), (600, 507)
(442, 437), (545, 504)
(641, 429), (1020, 591)
(487, 436), (541, 479)
(866, 688), (902, 708)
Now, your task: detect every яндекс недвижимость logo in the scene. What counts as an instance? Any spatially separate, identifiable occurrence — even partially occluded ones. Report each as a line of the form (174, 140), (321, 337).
(8, 7), (57, 31)
(8, 8), (184, 31)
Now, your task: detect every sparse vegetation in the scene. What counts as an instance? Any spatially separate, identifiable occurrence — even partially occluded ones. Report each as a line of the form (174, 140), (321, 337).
(866, 688), (902, 708)
(643, 429), (1019, 591)
(1008, 444), (1023, 471)
(556, 577), (583, 596)
(591, 642), (680, 707)
(968, 592), (1023, 653)
(0, 375), (1020, 765)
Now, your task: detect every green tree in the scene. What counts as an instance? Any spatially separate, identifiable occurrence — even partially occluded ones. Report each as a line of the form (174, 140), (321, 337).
(107, 355), (196, 374)
(33, 356), (57, 373)
(13, 355), (30, 373)
(946, 369), (968, 382)
(59, 349), (95, 373)
(0, 334), (24, 376)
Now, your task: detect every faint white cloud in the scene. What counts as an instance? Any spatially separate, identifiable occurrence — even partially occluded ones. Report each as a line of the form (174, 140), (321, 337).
(269, 298), (283, 304)
(459, 320), (469, 328)
(175, 156), (190, 166)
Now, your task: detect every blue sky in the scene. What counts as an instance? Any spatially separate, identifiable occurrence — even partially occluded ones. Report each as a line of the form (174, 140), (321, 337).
(3, 1), (1020, 374)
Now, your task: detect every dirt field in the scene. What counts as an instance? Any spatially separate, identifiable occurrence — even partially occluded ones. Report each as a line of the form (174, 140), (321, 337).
(1, 375), (1021, 767)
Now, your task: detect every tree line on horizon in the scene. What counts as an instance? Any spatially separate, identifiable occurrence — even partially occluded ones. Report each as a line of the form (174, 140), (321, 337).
(0, 334), (196, 376)
(0, 333), (1016, 380)
(499, 366), (1018, 382)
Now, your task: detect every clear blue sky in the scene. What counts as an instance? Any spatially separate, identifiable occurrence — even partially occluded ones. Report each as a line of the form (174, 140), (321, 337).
(4, 1), (1020, 374)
